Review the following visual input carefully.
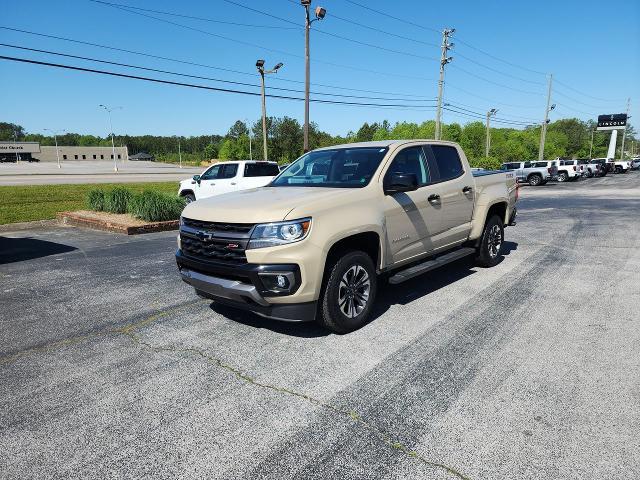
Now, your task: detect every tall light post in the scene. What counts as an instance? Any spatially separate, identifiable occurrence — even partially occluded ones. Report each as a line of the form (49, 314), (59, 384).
(99, 104), (122, 172)
(178, 137), (183, 169)
(538, 73), (554, 161)
(245, 118), (253, 160)
(485, 109), (498, 158)
(301, 0), (326, 152)
(44, 128), (66, 168)
(256, 59), (283, 160)
(13, 131), (20, 163)
(589, 129), (595, 159)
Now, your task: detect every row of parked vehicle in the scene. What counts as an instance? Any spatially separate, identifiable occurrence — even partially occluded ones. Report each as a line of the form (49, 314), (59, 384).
(500, 157), (640, 186)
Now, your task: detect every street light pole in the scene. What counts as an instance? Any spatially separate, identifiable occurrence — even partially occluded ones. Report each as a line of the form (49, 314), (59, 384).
(178, 137), (182, 169)
(485, 109), (498, 158)
(44, 128), (66, 168)
(13, 131), (19, 163)
(619, 97), (631, 160)
(99, 104), (121, 172)
(589, 129), (595, 158)
(301, 0), (326, 152)
(256, 60), (283, 160)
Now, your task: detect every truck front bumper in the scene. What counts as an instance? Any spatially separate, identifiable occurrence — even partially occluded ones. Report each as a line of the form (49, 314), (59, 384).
(176, 250), (317, 322)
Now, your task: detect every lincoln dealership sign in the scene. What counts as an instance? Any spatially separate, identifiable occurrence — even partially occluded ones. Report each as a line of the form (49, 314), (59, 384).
(596, 114), (627, 131)
(0, 142), (41, 153)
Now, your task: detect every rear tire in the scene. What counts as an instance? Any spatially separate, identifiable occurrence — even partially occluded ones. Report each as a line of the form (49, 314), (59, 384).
(615, 166), (623, 174)
(528, 174), (542, 186)
(475, 215), (504, 268)
(557, 172), (568, 182)
(317, 250), (377, 334)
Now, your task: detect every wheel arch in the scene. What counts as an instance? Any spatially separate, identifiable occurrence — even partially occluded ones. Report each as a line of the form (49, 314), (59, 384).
(325, 231), (382, 273)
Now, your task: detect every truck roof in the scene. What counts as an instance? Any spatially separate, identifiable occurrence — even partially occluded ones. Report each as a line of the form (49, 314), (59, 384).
(313, 139), (461, 151)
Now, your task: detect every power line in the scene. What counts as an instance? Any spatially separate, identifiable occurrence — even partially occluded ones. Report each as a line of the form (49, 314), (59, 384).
(0, 43), (439, 103)
(343, 0), (440, 34)
(90, 1), (441, 82)
(447, 99), (540, 123)
(0, 55), (442, 108)
(90, 0), (300, 29)
(553, 78), (626, 103)
(453, 38), (547, 76)
(444, 104), (533, 126)
(444, 82), (541, 109)
(449, 64), (544, 95)
(0, 27), (434, 99)
(553, 87), (626, 110)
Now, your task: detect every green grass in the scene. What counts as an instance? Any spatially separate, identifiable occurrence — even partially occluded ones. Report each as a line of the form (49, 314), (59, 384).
(0, 182), (178, 225)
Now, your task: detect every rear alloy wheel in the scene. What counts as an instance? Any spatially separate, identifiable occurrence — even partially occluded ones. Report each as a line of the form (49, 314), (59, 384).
(615, 166), (623, 174)
(528, 174), (542, 186)
(317, 251), (377, 334)
(475, 215), (504, 267)
(557, 172), (568, 182)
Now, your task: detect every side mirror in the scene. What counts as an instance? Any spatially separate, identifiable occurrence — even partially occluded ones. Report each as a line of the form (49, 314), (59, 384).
(192, 175), (201, 184)
(384, 173), (418, 194)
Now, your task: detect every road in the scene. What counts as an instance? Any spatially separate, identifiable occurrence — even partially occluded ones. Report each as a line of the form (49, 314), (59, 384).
(1, 173), (639, 479)
(0, 160), (202, 185)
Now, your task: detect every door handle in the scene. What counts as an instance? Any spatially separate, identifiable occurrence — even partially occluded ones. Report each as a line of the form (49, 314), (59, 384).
(231, 182), (237, 185)
(462, 186), (473, 194)
(428, 194), (440, 203)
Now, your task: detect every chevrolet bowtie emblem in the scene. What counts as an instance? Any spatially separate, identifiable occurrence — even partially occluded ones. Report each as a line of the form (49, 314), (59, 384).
(196, 230), (214, 241)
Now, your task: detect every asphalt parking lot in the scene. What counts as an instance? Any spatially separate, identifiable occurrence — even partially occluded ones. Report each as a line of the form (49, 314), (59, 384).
(1, 172), (639, 479)
(0, 160), (201, 185)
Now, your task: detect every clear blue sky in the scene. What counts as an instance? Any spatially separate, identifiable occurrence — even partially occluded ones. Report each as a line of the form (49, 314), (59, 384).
(1, 0), (638, 138)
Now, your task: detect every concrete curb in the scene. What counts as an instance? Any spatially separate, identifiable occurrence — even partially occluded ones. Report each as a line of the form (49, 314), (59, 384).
(0, 219), (59, 232)
(56, 212), (178, 235)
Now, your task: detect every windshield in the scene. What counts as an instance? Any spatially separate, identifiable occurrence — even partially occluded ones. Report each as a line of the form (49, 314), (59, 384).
(272, 147), (389, 188)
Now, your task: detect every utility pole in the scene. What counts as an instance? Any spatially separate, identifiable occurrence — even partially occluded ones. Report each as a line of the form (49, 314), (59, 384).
(178, 137), (182, 169)
(485, 109), (498, 157)
(435, 28), (455, 141)
(589, 129), (595, 159)
(256, 60), (283, 160)
(301, 0), (326, 152)
(538, 74), (554, 161)
(619, 97), (631, 160)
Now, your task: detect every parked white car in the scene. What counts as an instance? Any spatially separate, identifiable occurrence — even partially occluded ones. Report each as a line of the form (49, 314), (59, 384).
(178, 161), (280, 202)
(631, 157), (640, 170)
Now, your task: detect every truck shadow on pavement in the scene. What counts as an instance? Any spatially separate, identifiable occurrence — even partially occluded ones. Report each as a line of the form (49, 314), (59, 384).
(0, 236), (77, 264)
(208, 242), (518, 336)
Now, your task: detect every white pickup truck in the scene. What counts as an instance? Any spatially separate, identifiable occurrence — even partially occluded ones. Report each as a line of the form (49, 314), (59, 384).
(178, 160), (280, 202)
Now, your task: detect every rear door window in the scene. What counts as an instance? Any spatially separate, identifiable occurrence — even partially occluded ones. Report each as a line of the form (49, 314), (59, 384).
(218, 163), (238, 179)
(426, 145), (464, 182)
(244, 163), (280, 177)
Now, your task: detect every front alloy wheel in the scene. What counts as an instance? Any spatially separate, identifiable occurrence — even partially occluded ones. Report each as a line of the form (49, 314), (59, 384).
(338, 265), (371, 318)
(318, 250), (377, 334)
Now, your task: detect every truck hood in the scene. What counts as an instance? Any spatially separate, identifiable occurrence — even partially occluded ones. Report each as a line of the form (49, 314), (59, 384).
(181, 186), (354, 223)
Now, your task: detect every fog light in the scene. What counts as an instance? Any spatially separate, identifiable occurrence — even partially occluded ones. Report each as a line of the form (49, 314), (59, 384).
(258, 272), (295, 294)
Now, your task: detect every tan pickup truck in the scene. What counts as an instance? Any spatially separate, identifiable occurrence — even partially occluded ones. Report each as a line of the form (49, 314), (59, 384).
(176, 140), (518, 333)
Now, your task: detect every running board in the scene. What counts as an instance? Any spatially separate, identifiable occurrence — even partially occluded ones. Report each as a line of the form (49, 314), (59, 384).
(388, 247), (476, 284)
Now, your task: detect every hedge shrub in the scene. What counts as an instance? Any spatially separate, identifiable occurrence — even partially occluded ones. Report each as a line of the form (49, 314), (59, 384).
(104, 187), (132, 214)
(86, 189), (105, 211)
(128, 190), (186, 222)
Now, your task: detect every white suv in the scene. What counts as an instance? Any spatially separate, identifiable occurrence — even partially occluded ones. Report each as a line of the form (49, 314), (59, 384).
(556, 159), (581, 182)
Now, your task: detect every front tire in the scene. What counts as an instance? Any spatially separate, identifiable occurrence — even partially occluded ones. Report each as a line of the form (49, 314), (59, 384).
(528, 174), (542, 186)
(475, 215), (504, 268)
(183, 192), (196, 203)
(317, 250), (377, 334)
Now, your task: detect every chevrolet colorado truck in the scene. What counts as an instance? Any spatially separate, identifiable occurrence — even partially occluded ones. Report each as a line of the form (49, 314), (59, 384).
(178, 160), (280, 203)
(176, 140), (518, 333)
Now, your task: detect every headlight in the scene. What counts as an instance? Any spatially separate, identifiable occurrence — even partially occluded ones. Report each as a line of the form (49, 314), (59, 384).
(248, 218), (311, 249)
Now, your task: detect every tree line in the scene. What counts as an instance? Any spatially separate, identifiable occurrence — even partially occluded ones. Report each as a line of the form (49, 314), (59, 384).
(1, 117), (636, 168)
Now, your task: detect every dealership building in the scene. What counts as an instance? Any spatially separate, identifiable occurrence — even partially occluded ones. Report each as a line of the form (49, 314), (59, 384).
(0, 142), (128, 162)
